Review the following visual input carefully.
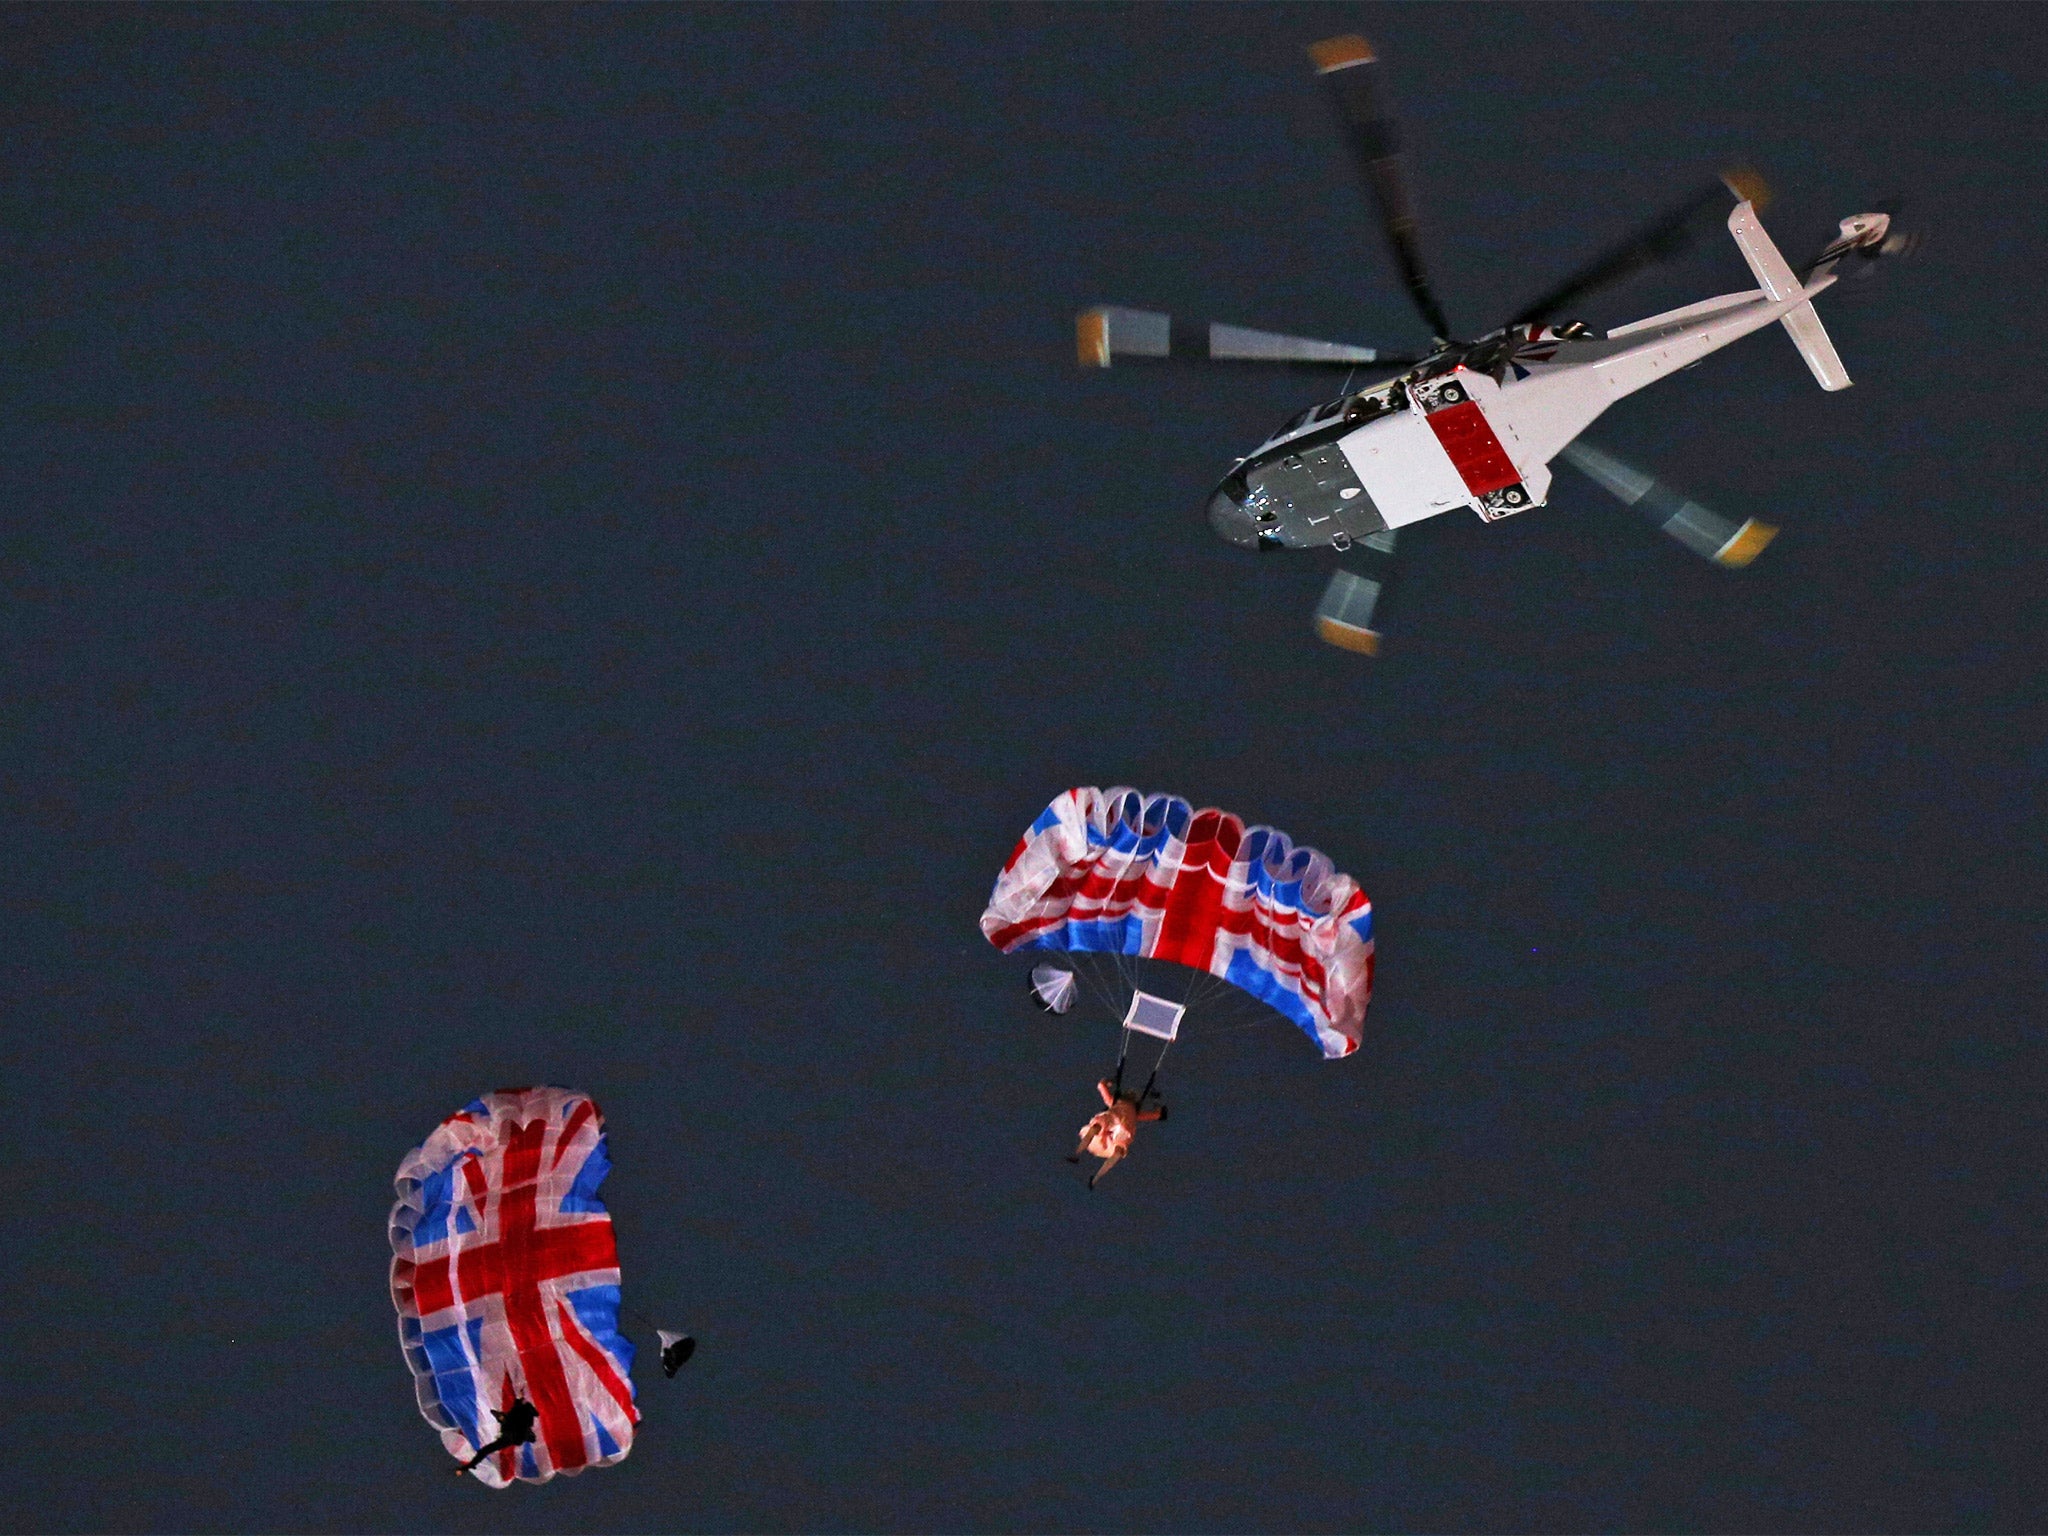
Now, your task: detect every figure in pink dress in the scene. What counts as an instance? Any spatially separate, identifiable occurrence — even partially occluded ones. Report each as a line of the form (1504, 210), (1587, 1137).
(1069, 1078), (1166, 1187)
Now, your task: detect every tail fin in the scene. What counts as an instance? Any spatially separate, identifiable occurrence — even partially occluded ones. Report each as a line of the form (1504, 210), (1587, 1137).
(1727, 202), (1851, 391)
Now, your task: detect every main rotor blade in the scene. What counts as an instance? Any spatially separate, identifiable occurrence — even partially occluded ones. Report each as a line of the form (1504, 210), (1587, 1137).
(1308, 36), (1455, 344)
(1076, 306), (1172, 366)
(1559, 438), (1777, 567)
(1314, 529), (1400, 654)
(1507, 169), (1770, 331)
(1077, 308), (1424, 370)
(1209, 323), (1382, 364)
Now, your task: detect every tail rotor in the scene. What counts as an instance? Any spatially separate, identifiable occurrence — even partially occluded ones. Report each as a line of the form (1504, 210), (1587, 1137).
(1802, 197), (1920, 281)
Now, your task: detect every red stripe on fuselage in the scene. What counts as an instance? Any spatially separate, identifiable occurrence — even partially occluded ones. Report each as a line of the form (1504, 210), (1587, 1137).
(1424, 400), (1521, 495)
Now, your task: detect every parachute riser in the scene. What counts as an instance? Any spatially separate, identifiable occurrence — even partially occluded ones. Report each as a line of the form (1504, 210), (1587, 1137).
(618, 1300), (696, 1379)
(1110, 1023), (1173, 1107)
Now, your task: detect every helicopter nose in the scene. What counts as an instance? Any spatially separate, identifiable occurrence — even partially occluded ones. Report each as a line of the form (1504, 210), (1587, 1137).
(1206, 484), (1261, 548)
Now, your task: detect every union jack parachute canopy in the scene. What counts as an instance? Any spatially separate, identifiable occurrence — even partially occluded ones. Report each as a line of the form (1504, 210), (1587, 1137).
(388, 1087), (639, 1488)
(981, 787), (1375, 1058)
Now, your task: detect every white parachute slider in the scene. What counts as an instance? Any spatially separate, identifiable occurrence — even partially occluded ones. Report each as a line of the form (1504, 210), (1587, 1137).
(1121, 990), (1186, 1042)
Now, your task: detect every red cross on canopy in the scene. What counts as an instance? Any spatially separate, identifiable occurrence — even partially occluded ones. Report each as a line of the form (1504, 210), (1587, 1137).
(407, 1114), (633, 1475)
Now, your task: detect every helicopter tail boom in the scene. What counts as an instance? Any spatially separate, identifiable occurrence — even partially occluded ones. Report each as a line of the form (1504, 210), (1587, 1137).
(1727, 201), (1851, 392)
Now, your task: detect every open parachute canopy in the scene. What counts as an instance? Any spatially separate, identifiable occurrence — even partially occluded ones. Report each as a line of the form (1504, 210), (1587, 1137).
(389, 1087), (639, 1488)
(981, 787), (1375, 1058)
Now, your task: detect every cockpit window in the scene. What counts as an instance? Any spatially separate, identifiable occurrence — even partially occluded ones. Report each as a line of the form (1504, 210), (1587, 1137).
(1314, 399), (1344, 422)
(1281, 407), (1314, 434)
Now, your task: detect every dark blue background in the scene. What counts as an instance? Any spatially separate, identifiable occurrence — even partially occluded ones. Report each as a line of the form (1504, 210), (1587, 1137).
(3, 5), (2041, 1530)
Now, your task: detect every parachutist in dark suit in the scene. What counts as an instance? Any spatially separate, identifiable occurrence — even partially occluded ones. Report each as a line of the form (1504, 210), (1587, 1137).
(658, 1330), (696, 1377)
(454, 1398), (539, 1477)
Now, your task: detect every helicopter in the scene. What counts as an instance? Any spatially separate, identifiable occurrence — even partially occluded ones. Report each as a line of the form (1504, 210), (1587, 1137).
(1078, 34), (1913, 654)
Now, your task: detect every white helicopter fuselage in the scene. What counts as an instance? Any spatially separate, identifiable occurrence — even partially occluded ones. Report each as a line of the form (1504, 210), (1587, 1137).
(1211, 201), (1853, 552)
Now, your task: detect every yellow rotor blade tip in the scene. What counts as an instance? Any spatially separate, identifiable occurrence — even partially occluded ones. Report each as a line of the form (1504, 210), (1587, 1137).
(1076, 309), (1110, 369)
(1715, 519), (1779, 568)
(1316, 616), (1383, 655)
(1722, 166), (1772, 211)
(1308, 35), (1376, 73)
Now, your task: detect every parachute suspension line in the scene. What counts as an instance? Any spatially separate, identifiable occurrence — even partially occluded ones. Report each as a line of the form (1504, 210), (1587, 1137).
(1067, 949), (1123, 1024)
(1179, 958), (1224, 1020)
(1079, 957), (1134, 1051)
(1111, 918), (1139, 1005)
(615, 1299), (698, 1378)
(1095, 948), (1131, 1024)
(1172, 961), (1290, 1044)
(1136, 1044), (1169, 1108)
(1198, 1007), (1294, 1039)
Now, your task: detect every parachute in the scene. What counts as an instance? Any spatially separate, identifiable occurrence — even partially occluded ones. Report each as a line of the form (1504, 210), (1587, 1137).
(982, 787), (1375, 1058)
(389, 1087), (639, 1487)
(1030, 963), (1079, 1014)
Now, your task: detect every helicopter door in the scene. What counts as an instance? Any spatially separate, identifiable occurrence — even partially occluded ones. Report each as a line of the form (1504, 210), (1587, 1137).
(1409, 371), (1552, 520)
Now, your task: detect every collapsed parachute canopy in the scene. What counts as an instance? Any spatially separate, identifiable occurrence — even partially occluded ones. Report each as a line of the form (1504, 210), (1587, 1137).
(389, 1087), (640, 1488)
(981, 787), (1375, 1058)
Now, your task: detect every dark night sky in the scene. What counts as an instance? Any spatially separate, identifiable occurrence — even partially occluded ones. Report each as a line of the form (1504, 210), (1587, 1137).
(3, 5), (2043, 1531)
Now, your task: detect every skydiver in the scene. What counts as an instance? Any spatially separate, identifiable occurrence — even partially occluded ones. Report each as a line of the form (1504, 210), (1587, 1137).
(453, 1397), (539, 1478)
(657, 1330), (697, 1377)
(1067, 1077), (1166, 1187)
